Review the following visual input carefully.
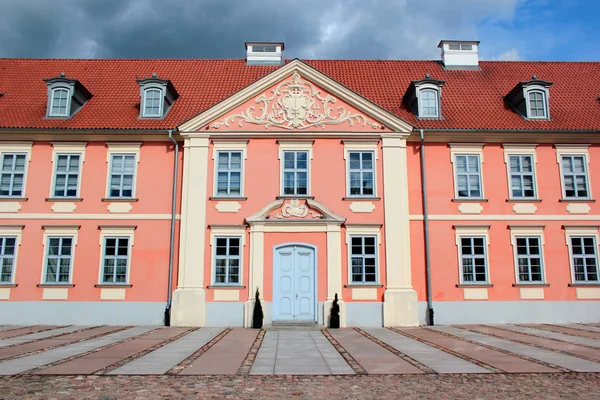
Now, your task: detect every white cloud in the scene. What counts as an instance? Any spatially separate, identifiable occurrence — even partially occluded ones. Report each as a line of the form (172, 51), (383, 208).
(488, 48), (521, 61)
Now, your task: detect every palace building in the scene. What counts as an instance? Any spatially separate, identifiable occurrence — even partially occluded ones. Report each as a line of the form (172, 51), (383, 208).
(0, 41), (598, 327)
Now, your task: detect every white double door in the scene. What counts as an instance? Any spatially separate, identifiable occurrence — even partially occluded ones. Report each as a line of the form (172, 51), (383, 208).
(273, 244), (316, 322)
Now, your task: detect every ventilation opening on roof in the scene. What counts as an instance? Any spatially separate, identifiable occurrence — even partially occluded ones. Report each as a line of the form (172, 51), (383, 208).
(245, 42), (284, 66)
(438, 40), (480, 70)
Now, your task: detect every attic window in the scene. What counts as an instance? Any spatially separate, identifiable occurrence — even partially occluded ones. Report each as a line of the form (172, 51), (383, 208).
(43, 73), (92, 119)
(527, 90), (547, 119)
(404, 74), (445, 120)
(505, 75), (552, 120)
(137, 73), (179, 119)
(449, 44), (472, 51)
(252, 45), (277, 52)
(419, 89), (439, 118)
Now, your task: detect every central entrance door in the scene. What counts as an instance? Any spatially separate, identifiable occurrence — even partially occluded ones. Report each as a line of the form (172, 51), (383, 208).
(273, 244), (316, 322)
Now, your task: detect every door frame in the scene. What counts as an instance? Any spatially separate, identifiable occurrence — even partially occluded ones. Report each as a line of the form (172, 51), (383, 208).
(272, 242), (318, 322)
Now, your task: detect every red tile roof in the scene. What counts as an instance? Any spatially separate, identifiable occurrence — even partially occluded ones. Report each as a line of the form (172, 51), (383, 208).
(0, 58), (598, 131)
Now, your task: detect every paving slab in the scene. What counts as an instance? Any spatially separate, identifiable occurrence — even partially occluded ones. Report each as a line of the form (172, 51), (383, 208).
(461, 325), (600, 362)
(433, 326), (600, 372)
(523, 324), (600, 340)
(108, 328), (223, 375)
(500, 324), (600, 349)
(329, 329), (422, 374)
(399, 327), (554, 373)
(566, 324), (600, 334)
(0, 326), (60, 340)
(0, 326), (155, 376)
(251, 331), (354, 375)
(0, 325), (124, 361)
(363, 328), (489, 374)
(180, 328), (258, 375)
(35, 327), (188, 375)
(0, 326), (87, 348)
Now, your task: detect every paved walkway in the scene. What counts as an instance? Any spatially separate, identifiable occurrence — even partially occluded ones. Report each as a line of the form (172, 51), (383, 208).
(0, 323), (598, 376)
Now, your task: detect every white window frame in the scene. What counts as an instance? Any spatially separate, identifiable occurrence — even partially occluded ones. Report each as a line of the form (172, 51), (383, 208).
(503, 144), (538, 200)
(454, 225), (491, 284)
(41, 226), (79, 285)
(345, 225), (381, 285)
(50, 143), (86, 199)
(278, 140), (313, 197)
(555, 145), (592, 200)
(564, 226), (600, 284)
(209, 226), (246, 286)
(0, 142), (33, 199)
(105, 143), (141, 199)
(343, 140), (379, 198)
(49, 86), (71, 117)
(142, 86), (164, 118)
(98, 226), (135, 285)
(0, 226), (22, 285)
(509, 226), (546, 284)
(450, 144), (485, 200)
(525, 88), (549, 120)
(212, 141), (248, 197)
(418, 87), (440, 118)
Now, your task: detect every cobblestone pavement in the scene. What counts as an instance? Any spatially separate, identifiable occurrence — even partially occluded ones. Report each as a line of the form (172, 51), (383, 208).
(0, 323), (599, 380)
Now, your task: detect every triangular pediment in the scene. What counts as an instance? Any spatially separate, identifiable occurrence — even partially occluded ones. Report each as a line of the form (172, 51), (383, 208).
(178, 59), (413, 133)
(246, 198), (345, 224)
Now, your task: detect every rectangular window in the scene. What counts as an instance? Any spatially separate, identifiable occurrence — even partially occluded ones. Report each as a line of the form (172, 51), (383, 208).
(0, 237), (16, 283)
(0, 153), (26, 197)
(44, 237), (73, 283)
(455, 154), (482, 198)
(570, 236), (599, 282)
(515, 237), (543, 282)
(561, 155), (589, 199)
(348, 151), (374, 196)
(350, 236), (377, 283)
(509, 155), (536, 198)
(460, 237), (488, 283)
(216, 151), (242, 196)
(53, 154), (80, 197)
(214, 237), (241, 284)
(108, 154), (136, 198)
(102, 237), (130, 283)
(282, 151), (308, 195)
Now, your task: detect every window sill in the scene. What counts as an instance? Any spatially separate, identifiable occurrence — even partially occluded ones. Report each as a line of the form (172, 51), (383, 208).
(94, 284), (133, 288)
(456, 284), (493, 288)
(452, 198), (489, 203)
(37, 284), (75, 288)
(568, 283), (600, 287)
(512, 283), (550, 287)
(0, 197), (28, 202)
(506, 199), (542, 203)
(206, 285), (246, 289)
(344, 284), (383, 288)
(342, 197), (381, 201)
(559, 199), (596, 203)
(276, 196), (315, 200)
(209, 197), (247, 201)
(46, 197), (83, 202)
(0, 283), (17, 288)
(101, 198), (139, 202)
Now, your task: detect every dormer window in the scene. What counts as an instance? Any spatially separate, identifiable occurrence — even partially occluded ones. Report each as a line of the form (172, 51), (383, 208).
(137, 73), (179, 119)
(505, 75), (552, 120)
(404, 74), (445, 119)
(43, 73), (92, 119)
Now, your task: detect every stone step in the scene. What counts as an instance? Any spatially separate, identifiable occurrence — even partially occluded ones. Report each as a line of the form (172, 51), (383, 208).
(267, 321), (325, 331)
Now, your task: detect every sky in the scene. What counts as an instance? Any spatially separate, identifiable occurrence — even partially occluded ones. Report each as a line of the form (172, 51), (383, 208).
(0, 0), (597, 61)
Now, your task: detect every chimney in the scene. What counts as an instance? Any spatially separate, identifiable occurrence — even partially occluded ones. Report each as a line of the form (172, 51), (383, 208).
(245, 42), (285, 66)
(438, 40), (480, 70)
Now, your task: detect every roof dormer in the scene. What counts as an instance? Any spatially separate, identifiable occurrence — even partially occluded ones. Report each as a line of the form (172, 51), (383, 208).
(505, 75), (553, 120)
(403, 74), (446, 119)
(245, 42), (284, 66)
(137, 73), (179, 119)
(43, 73), (92, 118)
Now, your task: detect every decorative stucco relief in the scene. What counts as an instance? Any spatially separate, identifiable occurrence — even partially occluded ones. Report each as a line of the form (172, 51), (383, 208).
(215, 201), (242, 213)
(272, 199), (323, 219)
(512, 203), (537, 214)
(349, 201), (375, 213)
(212, 72), (381, 130)
(51, 202), (77, 213)
(566, 203), (591, 214)
(107, 202), (133, 213)
(0, 202), (22, 213)
(457, 203), (483, 214)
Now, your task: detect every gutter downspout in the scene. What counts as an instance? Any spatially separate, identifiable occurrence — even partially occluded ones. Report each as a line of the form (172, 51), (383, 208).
(420, 129), (434, 326)
(165, 129), (179, 326)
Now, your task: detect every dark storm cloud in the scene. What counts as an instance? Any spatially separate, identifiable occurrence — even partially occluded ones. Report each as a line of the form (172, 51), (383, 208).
(0, 0), (521, 60)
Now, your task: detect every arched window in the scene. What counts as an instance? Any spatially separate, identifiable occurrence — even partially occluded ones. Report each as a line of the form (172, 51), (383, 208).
(143, 88), (162, 117)
(528, 90), (547, 118)
(419, 89), (439, 118)
(50, 88), (70, 117)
